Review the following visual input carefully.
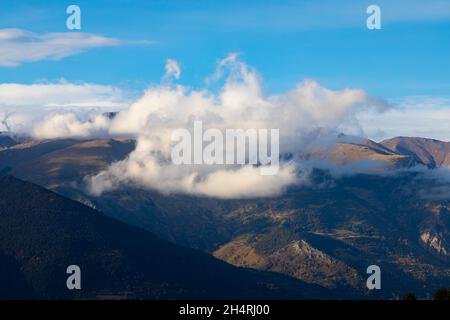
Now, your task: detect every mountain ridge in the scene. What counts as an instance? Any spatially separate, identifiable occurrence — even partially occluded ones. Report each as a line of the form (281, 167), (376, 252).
(1, 134), (450, 298)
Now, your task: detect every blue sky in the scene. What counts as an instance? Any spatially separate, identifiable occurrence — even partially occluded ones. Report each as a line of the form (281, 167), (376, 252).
(1, 0), (449, 98)
(2, 0), (450, 141)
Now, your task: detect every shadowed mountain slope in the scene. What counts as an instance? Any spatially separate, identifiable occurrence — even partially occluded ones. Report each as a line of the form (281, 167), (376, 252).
(0, 174), (332, 299)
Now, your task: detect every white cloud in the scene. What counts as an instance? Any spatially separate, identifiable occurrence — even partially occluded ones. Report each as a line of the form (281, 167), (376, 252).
(84, 54), (383, 198)
(31, 113), (111, 139)
(189, 165), (299, 198)
(1, 54), (409, 199)
(357, 96), (450, 142)
(0, 28), (150, 67)
(0, 81), (132, 134)
(163, 59), (181, 81)
(0, 81), (130, 108)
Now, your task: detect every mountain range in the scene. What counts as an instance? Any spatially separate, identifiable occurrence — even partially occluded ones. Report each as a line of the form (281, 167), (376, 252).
(1, 133), (450, 299)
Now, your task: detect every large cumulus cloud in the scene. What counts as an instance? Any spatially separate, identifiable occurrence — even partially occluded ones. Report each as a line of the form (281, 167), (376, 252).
(1, 54), (390, 198)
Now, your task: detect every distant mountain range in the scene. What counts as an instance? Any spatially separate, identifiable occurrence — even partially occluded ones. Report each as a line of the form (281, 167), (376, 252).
(304, 135), (450, 169)
(1, 134), (450, 299)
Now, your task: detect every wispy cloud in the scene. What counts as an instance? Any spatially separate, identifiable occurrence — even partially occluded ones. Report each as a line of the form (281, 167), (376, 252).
(0, 28), (151, 67)
(0, 81), (132, 109)
(162, 59), (181, 82)
(357, 96), (450, 142)
(0, 81), (133, 133)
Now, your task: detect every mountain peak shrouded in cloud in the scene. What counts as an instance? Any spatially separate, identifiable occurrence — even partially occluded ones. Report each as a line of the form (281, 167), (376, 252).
(10, 54), (387, 198)
(0, 28), (152, 67)
(82, 55), (389, 198)
(1, 55), (449, 199)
